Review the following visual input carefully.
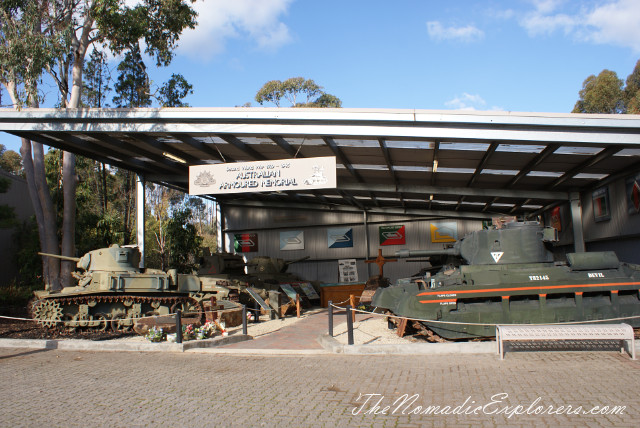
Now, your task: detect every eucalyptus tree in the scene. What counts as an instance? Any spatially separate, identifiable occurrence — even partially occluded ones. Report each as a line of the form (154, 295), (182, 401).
(0, 0), (198, 289)
(255, 77), (342, 108)
(573, 69), (625, 114)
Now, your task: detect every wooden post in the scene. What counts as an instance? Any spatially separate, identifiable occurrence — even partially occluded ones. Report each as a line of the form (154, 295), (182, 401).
(349, 294), (356, 322)
(296, 294), (301, 318)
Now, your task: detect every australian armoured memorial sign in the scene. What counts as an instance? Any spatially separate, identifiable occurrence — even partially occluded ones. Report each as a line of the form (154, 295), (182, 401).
(189, 156), (337, 195)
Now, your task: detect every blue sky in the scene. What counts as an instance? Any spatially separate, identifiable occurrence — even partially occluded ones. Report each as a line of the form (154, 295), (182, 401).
(2, 0), (640, 153)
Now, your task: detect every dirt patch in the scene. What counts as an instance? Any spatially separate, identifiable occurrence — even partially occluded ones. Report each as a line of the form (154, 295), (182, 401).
(0, 306), (135, 341)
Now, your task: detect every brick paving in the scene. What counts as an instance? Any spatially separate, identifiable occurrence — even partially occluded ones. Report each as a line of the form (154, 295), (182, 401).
(1, 347), (639, 427)
(221, 308), (333, 350)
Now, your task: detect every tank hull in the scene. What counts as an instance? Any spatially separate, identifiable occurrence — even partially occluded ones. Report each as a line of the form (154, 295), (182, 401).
(372, 262), (640, 339)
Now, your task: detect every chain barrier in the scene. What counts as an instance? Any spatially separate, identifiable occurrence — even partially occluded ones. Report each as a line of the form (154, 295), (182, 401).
(328, 301), (640, 327)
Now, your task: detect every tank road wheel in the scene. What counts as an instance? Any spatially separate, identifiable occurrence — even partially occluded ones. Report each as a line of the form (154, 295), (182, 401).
(94, 313), (110, 332)
(110, 314), (132, 332)
(33, 300), (63, 329)
(61, 314), (77, 332)
(171, 299), (204, 324)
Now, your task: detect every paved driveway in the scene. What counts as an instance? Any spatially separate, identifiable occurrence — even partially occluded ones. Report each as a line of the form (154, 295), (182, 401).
(1, 348), (638, 427)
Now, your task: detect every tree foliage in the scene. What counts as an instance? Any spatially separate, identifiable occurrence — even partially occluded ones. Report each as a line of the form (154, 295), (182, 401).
(166, 207), (202, 273)
(82, 49), (112, 108)
(573, 70), (624, 114)
(159, 73), (193, 107)
(113, 44), (151, 108)
(0, 144), (22, 175)
(572, 61), (640, 114)
(255, 77), (342, 107)
(624, 60), (640, 114)
(0, 0), (198, 290)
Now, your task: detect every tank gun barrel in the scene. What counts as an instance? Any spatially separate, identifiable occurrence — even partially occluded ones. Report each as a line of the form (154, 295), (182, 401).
(284, 255), (311, 265)
(395, 248), (460, 258)
(38, 252), (81, 262)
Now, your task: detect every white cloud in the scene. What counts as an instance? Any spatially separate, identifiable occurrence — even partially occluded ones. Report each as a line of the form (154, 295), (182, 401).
(584, 0), (640, 51)
(426, 21), (485, 43)
(177, 0), (294, 61)
(445, 93), (487, 110)
(445, 93), (504, 111)
(518, 0), (640, 52)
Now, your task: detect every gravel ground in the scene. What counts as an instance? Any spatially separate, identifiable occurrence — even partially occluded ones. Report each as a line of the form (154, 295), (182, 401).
(331, 313), (414, 345)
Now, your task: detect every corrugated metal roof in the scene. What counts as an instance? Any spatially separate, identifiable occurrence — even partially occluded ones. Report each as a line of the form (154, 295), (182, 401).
(1, 107), (639, 219)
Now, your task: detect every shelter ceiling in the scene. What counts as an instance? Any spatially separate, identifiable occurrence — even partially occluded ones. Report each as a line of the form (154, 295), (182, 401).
(1, 107), (639, 220)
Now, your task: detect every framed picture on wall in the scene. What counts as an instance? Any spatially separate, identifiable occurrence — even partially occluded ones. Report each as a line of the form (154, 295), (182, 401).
(592, 187), (610, 222)
(626, 173), (640, 215)
(234, 233), (258, 252)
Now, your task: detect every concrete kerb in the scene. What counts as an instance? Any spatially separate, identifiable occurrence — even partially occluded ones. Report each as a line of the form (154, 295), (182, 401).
(0, 334), (252, 353)
(317, 333), (496, 355)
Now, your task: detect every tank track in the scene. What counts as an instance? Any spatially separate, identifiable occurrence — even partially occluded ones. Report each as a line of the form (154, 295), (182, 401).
(30, 294), (203, 332)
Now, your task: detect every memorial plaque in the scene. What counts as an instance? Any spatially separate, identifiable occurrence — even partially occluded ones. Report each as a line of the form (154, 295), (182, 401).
(298, 282), (320, 300)
(245, 287), (271, 311)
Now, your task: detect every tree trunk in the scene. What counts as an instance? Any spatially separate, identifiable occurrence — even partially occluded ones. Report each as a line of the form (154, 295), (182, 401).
(60, 150), (77, 286)
(5, 74), (62, 291)
(19, 138), (60, 291)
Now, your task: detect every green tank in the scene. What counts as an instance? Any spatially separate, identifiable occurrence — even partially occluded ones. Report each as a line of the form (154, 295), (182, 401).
(371, 222), (640, 340)
(245, 255), (312, 293)
(31, 245), (202, 331)
(193, 248), (252, 300)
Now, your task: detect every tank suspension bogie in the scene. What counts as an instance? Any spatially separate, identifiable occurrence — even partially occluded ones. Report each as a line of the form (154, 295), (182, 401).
(31, 295), (200, 332)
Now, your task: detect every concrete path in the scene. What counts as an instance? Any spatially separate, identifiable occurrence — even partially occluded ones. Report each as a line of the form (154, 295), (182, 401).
(220, 308), (331, 350)
(1, 347), (639, 427)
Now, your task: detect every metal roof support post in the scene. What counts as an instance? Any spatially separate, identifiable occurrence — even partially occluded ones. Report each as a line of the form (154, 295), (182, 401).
(215, 200), (223, 252)
(219, 203), (227, 252)
(136, 174), (146, 268)
(364, 210), (371, 278)
(570, 192), (585, 253)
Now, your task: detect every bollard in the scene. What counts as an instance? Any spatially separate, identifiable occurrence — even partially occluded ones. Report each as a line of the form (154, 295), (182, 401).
(175, 309), (183, 344)
(349, 294), (356, 322)
(242, 305), (248, 335)
(346, 305), (354, 345)
(254, 300), (260, 323)
(296, 294), (301, 318)
(328, 300), (333, 337)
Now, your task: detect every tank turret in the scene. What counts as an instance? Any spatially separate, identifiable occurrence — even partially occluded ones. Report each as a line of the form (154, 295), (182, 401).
(395, 221), (558, 265)
(197, 248), (246, 276)
(40, 244), (141, 273)
(246, 255), (310, 275)
(372, 221), (640, 340)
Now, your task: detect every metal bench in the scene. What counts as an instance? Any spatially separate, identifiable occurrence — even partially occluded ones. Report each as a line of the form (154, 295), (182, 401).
(496, 323), (636, 360)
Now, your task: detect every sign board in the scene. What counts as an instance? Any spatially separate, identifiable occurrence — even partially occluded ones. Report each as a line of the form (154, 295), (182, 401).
(280, 283), (298, 300)
(189, 156), (337, 195)
(379, 225), (406, 246)
(328, 228), (353, 248)
(430, 222), (458, 243)
(234, 233), (258, 252)
(297, 282), (320, 300)
(245, 287), (271, 311)
(338, 259), (358, 283)
(280, 231), (304, 250)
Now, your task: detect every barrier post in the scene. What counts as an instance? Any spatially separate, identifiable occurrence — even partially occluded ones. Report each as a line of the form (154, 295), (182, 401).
(242, 305), (248, 335)
(328, 301), (334, 337)
(254, 300), (260, 323)
(296, 294), (301, 318)
(349, 294), (356, 322)
(346, 305), (354, 345)
(175, 309), (183, 344)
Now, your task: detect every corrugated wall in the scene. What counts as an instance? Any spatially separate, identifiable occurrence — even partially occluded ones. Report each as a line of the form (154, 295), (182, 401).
(222, 205), (483, 284)
(580, 174), (640, 263)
